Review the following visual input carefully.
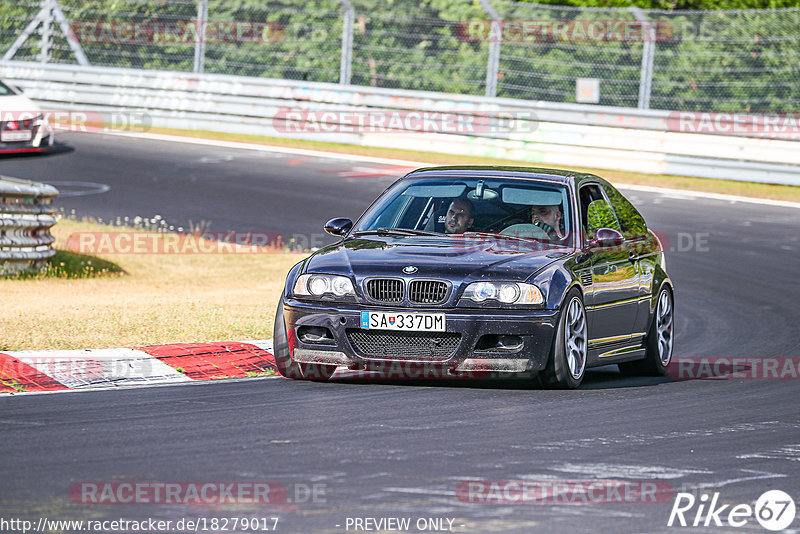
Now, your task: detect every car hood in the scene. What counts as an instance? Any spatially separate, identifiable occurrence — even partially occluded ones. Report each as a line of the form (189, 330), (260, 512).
(305, 235), (569, 283)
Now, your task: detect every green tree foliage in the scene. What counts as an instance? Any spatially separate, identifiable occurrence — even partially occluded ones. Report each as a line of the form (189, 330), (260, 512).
(0, 0), (797, 111)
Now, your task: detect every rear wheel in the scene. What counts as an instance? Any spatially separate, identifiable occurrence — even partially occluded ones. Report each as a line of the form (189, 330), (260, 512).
(273, 301), (303, 379)
(540, 289), (587, 389)
(619, 286), (674, 377)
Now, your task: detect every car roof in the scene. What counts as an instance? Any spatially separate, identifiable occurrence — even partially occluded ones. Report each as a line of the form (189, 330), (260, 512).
(403, 165), (595, 185)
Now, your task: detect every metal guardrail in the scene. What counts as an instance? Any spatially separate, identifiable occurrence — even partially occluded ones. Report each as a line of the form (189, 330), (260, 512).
(1, 60), (799, 186)
(0, 175), (58, 275)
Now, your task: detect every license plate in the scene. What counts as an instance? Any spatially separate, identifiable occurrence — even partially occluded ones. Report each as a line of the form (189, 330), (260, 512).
(361, 311), (445, 332)
(1, 130), (32, 142)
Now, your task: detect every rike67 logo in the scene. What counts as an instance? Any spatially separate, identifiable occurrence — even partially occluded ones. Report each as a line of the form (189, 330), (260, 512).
(668, 490), (796, 531)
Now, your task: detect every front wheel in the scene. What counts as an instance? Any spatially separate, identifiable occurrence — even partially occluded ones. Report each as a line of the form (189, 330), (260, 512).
(273, 301), (337, 381)
(619, 286), (674, 377)
(540, 289), (587, 389)
(273, 300), (303, 379)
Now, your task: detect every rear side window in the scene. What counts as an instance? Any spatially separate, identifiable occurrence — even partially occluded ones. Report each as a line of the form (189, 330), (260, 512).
(602, 184), (647, 239)
(0, 81), (13, 96)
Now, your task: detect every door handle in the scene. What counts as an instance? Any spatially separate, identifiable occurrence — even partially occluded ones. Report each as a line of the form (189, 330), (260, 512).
(628, 252), (639, 262)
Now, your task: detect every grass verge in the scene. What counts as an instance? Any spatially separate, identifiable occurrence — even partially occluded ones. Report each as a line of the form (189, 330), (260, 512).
(11, 250), (125, 279)
(0, 218), (302, 351)
(145, 126), (800, 203)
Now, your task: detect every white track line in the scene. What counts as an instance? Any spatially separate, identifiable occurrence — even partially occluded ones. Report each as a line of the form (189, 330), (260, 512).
(106, 131), (428, 166)
(106, 131), (800, 209)
(616, 183), (800, 209)
(0, 374), (280, 398)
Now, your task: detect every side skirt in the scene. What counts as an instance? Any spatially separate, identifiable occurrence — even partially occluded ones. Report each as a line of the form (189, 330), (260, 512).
(586, 335), (647, 367)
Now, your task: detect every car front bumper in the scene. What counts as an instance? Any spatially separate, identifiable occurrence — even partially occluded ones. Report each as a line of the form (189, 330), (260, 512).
(282, 298), (559, 375)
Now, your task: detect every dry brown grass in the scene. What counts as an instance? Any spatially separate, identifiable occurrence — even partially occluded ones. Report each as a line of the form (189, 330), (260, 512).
(0, 219), (303, 351)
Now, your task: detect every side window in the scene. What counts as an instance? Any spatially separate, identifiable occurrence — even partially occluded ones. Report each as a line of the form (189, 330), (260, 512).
(587, 199), (621, 237)
(602, 184), (647, 239)
(579, 183), (621, 241)
(579, 184), (601, 228)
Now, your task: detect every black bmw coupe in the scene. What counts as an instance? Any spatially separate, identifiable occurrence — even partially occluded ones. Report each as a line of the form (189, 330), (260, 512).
(274, 166), (674, 388)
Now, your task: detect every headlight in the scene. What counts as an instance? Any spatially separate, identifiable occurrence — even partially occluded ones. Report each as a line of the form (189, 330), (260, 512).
(293, 274), (354, 298)
(462, 282), (543, 305)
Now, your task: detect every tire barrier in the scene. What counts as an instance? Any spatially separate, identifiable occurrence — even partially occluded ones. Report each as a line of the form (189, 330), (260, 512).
(0, 175), (58, 275)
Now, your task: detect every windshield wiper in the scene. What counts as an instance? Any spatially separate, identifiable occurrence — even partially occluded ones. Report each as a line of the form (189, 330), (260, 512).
(352, 227), (441, 237)
(462, 231), (534, 242)
(462, 231), (567, 247)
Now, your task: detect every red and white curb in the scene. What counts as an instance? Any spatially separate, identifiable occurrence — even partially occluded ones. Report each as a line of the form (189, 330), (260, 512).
(0, 340), (275, 394)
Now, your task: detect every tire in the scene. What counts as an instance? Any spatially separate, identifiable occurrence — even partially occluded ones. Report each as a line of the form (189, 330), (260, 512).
(540, 288), (587, 389)
(273, 300), (303, 379)
(273, 301), (337, 381)
(619, 286), (674, 377)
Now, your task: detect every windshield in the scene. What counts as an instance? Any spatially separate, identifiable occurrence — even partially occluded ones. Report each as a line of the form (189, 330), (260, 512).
(353, 177), (573, 246)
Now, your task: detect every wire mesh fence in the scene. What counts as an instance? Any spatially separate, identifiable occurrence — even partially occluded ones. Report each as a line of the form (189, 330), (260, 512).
(349, 1), (490, 94)
(1, 0), (798, 112)
(648, 8), (800, 112)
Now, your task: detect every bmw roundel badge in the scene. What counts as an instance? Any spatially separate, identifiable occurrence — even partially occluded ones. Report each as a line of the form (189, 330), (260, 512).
(403, 266), (418, 274)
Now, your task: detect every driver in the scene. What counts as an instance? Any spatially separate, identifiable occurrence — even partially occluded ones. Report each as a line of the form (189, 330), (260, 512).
(531, 204), (566, 242)
(444, 198), (475, 234)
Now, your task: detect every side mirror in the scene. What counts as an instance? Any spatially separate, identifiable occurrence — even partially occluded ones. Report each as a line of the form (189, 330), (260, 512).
(587, 228), (624, 250)
(324, 218), (352, 237)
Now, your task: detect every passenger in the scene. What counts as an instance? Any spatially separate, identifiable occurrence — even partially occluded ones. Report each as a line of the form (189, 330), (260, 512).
(444, 198), (475, 234)
(531, 204), (566, 242)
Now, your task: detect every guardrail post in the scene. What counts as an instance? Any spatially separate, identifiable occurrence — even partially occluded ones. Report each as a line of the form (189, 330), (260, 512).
(193, 0), (208, 73)
(3, 0), (89, 65)
(630, 7), (655, 110)
(38, 0), (55, 63)
(478, 0), (501, 98)
(337, 0), (354, 85)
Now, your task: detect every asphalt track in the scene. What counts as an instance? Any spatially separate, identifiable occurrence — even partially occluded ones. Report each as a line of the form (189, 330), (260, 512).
(1, 134), (800, 533)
